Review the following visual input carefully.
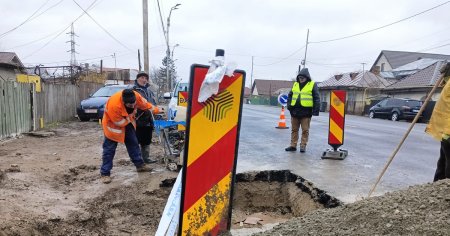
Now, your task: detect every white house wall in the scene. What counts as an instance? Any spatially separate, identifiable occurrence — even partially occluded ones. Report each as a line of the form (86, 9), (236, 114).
(0, 69), (17, 81)
(375, 54), (393, 71)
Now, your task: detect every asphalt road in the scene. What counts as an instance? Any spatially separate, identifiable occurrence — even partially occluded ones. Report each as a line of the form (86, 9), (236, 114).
(236, 104), (440, 203)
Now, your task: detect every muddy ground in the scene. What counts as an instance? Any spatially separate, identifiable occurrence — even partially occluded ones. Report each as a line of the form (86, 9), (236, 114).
(0, 121), (178, 235)
(0, 121), (313, 236)
(1, 121), (449, 235)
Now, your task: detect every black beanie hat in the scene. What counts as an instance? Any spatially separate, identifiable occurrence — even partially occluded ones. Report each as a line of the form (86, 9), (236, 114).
(122, 89), (136, 104)
(136, 72), (149, 80)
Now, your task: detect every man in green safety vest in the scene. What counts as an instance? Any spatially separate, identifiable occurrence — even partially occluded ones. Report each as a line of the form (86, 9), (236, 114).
(285, 68), (320, 153)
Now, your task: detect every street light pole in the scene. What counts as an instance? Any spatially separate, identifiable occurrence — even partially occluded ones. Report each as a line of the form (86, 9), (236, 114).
(112, 53), (117, 84)
(171, 43), (179, 58)
(166, 3), (180, 92)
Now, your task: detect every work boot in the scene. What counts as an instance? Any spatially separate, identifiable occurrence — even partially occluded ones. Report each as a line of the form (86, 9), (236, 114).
(285, 146), (297, 152)
(136, 164), (153, 172)
(300, 146), (306, 153)
(101, 175), (111, 184)
(141, 145), (157, 164)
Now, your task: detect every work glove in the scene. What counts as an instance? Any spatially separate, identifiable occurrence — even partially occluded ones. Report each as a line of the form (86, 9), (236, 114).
(150, 106), (159, 114)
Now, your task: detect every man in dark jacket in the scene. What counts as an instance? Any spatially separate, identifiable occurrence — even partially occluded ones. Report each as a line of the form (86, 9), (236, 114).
(285, 68), (320, 153)
(132, 72), (158, 163)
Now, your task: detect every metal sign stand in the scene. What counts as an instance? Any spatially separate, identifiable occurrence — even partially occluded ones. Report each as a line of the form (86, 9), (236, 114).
(322, 90), (348, 160)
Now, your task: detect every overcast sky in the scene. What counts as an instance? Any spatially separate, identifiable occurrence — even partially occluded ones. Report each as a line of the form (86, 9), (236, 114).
(1, 0), (450, 87)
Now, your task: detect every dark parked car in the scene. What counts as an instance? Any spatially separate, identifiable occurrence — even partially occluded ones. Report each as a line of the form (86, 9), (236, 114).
(77, 85), (128, 121)
(369, 98), (422, 121)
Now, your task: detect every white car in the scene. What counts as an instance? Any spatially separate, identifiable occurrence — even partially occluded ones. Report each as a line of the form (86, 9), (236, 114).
(164, 81), (189, 122)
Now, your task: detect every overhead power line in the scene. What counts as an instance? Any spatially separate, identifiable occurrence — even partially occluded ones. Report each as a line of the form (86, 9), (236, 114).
(6, 0), (103, 51)
(177, 45), (307, 61)
(419, 42), (450, 52)
(72, 0), (133, 52)
(0, 0), (51, 39)
(7, 27), (67, 50)
(29, 0), (65, 22)
(23, 0), (99, 59)
(25, 45), (165, 65)
(309, 1), (450, 44)
(156, 0), (167, 42)
(254, 45), (306, 66)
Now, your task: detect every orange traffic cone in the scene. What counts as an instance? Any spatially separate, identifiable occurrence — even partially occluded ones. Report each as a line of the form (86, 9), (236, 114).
(276, 106), (289, 129)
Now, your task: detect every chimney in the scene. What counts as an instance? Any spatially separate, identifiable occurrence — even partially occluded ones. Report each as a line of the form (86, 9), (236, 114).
(350, 72), (358, 80)
(371, 66), (380, 75)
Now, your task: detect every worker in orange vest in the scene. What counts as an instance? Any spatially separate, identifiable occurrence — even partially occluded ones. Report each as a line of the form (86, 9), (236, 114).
(100, 89), (159, 184)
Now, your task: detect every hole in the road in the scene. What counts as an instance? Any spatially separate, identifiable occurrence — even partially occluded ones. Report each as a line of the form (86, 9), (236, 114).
(231, 170), (342, 232)
(23, 170), (341, 235)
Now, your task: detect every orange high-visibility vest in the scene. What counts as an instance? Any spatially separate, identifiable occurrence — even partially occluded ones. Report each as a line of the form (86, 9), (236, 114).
(102, 90), (158, 143)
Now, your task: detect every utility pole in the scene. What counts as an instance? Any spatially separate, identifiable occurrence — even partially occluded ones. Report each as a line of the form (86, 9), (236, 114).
(66, 23), (78, 83)
(250, 56), (254, 94)
(142, 0), (149, 73)
(301, 29), (310, 71)
(67, 23), (78, 66)
(112, 53), (117, 84)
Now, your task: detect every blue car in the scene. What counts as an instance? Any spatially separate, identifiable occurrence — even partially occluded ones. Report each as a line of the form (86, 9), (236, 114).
(77, 85), (128, 121)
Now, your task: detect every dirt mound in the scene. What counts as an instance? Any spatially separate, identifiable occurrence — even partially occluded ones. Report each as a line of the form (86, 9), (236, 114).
(254, 179), (450, 236)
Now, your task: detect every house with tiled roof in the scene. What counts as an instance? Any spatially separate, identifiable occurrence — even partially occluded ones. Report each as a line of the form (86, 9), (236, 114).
(318, 71), (395, 115)
(382, 60), (447, 101)
(0, 52), (25, 81)
(380, 58), (443, 80)
(102, 67), (139, 85)
(251, 79), (293, 96)
(370, 50), (450, 73)
(249, 79), (294, 105)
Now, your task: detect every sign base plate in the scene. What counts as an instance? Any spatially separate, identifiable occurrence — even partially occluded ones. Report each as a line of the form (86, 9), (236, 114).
(321, 148), (348, 160)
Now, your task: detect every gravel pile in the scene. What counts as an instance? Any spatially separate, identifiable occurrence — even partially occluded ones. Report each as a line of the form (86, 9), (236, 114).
(254, 179), (450, 236)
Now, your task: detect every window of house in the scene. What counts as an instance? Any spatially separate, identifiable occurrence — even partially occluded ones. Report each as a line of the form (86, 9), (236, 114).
(381, 63), (385, 72)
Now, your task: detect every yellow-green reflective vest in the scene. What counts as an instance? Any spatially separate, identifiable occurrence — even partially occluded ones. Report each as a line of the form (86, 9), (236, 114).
(290, 81), (315, 107)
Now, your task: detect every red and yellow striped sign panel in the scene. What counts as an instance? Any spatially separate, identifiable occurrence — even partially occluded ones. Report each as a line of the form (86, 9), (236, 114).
(179, 64), (245, 236)
(178, 91), (188, 107)
(328, 90), (346, 146)
(177, 91), (188, 130)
